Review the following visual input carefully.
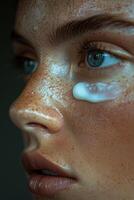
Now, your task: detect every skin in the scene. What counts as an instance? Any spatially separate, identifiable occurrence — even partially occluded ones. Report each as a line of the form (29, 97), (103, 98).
(9, 0), (134, 199)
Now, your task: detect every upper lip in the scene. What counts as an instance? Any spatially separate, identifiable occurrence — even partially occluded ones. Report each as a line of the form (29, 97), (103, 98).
(21, 151), (76, 179)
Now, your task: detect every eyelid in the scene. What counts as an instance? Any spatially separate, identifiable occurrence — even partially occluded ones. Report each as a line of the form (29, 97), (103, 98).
(15, 55), (37, 63)
(12, 41), (38, 61)
(15, 51), (38, 61)
(79, 41), (134, 62)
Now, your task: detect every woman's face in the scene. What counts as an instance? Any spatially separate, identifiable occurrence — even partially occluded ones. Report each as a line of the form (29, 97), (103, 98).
(10, 0), (134, 200)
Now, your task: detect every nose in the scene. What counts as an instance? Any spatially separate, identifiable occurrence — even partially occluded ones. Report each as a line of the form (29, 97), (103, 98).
(9, 94), (64, 134)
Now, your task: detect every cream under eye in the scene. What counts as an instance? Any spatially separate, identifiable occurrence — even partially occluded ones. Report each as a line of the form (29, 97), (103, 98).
(72, 81), (123, 103)
(72, 41), (128, 103)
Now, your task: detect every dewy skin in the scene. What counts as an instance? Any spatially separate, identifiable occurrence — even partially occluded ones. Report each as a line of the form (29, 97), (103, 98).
(72, 81), (123, 103)
(48, 52), (70, 78)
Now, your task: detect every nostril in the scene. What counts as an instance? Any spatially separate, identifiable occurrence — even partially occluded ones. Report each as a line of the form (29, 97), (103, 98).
(27, 122), (48, 131)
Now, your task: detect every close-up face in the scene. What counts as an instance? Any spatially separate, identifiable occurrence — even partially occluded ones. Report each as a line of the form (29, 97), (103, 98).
(10, 0), (134, 200)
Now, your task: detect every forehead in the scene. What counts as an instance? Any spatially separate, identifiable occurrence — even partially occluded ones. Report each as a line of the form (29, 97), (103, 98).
(16, 0), (133, 20)
(15, 0), (134, 43)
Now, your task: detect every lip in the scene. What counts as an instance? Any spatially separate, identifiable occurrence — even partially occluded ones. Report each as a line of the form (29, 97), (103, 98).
(21, 151), (77, 197)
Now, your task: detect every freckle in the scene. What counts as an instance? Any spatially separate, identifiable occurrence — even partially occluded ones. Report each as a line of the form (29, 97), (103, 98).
(71, 146), (75, 151)
(121, 163), (124, 167)
(33, 26), (38, 31)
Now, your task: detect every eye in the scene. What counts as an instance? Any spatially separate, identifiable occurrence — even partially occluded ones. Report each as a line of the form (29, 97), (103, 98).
(15, 56), (38, 75)
(86, 49), (121, 69)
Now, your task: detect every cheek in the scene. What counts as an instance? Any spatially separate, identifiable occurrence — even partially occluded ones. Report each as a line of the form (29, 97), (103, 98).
(68, 98), (134, 181)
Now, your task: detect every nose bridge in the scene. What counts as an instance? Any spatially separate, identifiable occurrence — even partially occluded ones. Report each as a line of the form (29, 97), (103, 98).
(9, 77), (64, 133)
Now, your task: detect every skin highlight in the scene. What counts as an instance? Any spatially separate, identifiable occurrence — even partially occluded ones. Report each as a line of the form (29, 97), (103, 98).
(10, 0), (134, 200)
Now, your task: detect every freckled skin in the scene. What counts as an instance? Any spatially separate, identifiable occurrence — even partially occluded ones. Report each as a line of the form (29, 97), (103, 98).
(10, 0), (134, 200)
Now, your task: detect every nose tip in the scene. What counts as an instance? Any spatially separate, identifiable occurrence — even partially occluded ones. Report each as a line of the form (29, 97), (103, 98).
(9, 105), (64, 133)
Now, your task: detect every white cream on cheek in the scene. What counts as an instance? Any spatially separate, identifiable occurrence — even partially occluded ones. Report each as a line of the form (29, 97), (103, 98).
(73, 81), (123, 103)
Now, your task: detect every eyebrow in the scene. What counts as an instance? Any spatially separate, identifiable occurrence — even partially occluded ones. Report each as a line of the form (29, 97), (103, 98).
(12, 13), (134, 46)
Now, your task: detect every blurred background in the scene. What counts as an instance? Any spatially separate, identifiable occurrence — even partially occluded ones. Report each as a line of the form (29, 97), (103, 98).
(0, 1), (32, 199)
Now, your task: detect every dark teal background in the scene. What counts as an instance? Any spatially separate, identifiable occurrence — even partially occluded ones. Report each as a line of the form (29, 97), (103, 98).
(0, 1), (32, 199)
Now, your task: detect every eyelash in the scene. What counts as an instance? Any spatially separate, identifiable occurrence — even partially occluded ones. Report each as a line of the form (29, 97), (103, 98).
(13, 40), (129, 80)
(79, 41), (107, 52)
(77, 40), (123, 68)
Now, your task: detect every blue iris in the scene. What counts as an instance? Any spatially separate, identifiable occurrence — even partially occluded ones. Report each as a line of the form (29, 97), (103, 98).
(87, 50), (120, 69)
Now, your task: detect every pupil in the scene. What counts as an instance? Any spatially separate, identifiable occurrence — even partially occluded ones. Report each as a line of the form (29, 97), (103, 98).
(87, 50), (104, 68)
